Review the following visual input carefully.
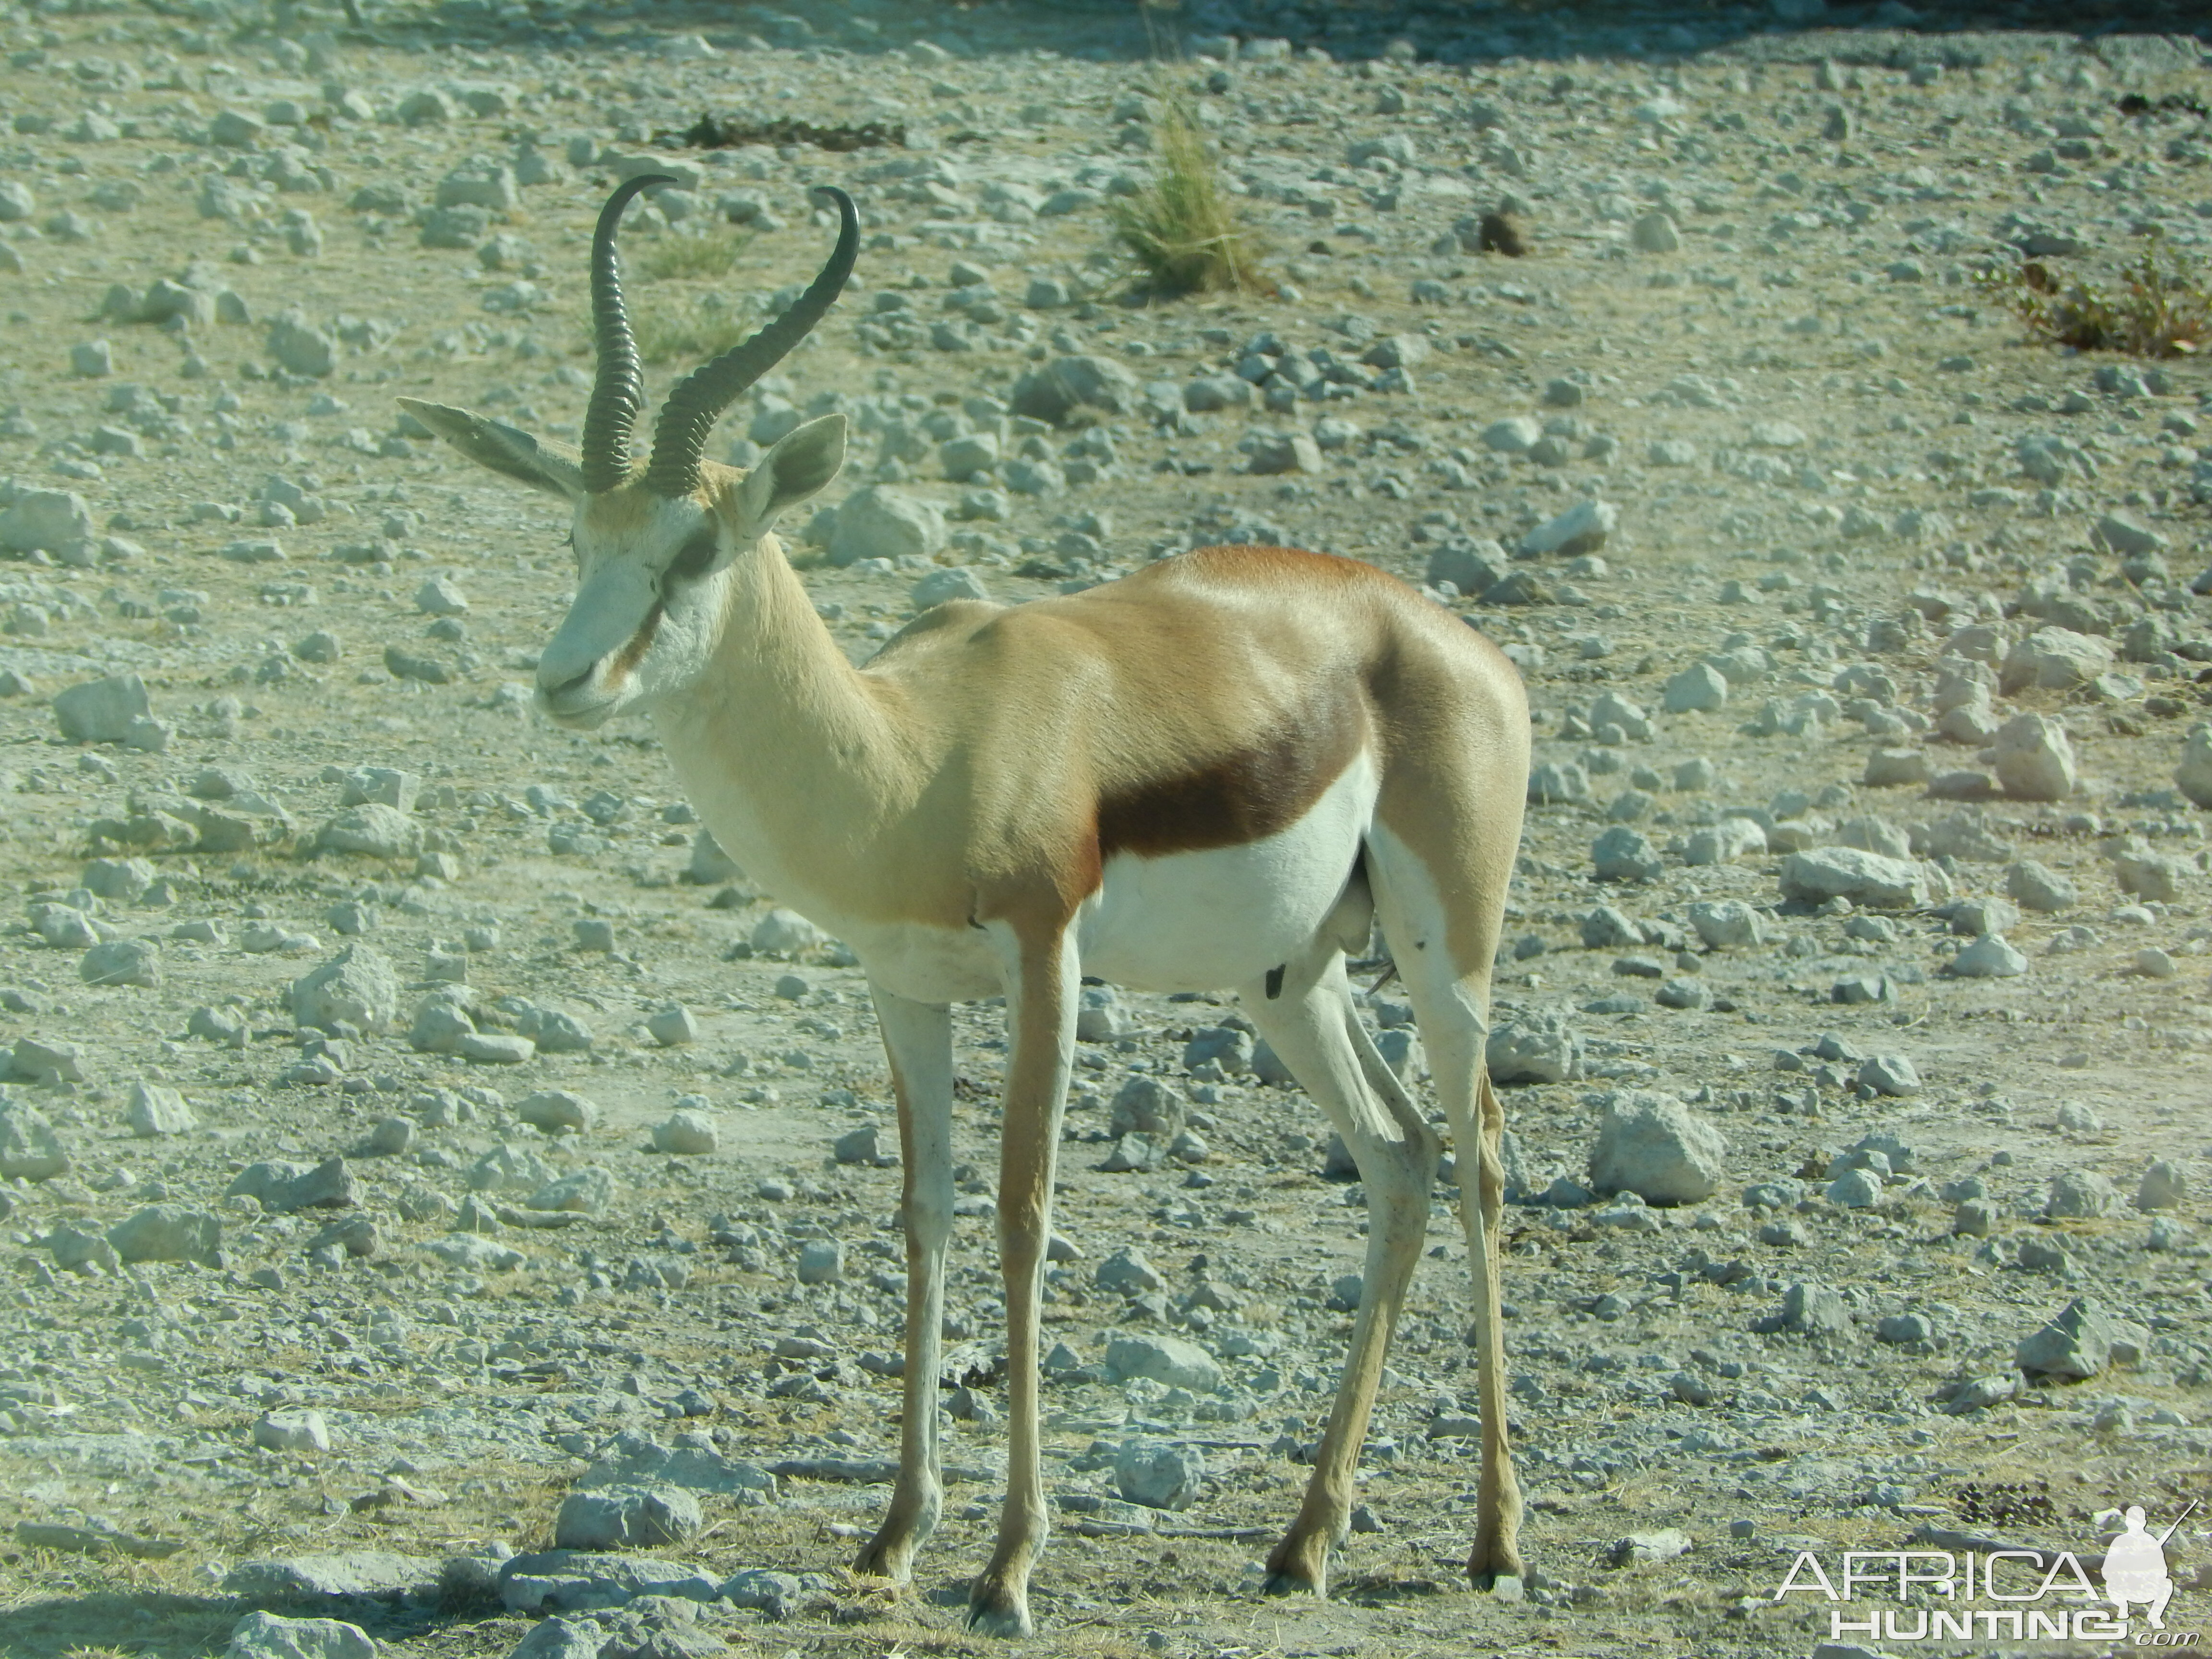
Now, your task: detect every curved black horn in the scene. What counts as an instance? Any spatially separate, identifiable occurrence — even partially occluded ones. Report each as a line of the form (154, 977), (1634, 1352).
(580, 173), (675, 494)
(644, 185), (859, 499)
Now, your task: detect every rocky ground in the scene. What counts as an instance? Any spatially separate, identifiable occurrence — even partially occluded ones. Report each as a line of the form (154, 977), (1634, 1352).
(2, 3), (2212, 1658)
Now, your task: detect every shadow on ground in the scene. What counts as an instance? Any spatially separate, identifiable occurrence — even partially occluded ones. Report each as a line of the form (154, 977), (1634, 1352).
(297, 0), (2212, 72)
(0, 1588), (517, 1659)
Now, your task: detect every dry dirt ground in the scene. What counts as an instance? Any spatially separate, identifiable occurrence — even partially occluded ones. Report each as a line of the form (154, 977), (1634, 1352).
(1, 4), (2211, 1659)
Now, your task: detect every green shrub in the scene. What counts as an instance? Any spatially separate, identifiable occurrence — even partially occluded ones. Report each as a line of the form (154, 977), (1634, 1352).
(1982, 236), (2211, 358)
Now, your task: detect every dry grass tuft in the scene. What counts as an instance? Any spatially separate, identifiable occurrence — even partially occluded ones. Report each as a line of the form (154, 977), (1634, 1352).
(1108, 95), (1267, 298)
(633, 302), (757, 364)
(637, 227), (753, 282)
(1982, 235), (2212, 357)
(826, 1564), (908, 1624)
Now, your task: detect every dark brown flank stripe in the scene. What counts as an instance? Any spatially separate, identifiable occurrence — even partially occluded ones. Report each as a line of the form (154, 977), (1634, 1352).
(1096, 689), (1367, 861)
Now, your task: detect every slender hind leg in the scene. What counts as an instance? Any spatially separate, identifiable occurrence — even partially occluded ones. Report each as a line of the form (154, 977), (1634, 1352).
(1460, 1069), (1524, 1588)
(965, 926), (1078, 1637)
(853, 986), (954, 1584)
(1365, 826), (1525, 1591)
(1239, 949), (1438, 1598)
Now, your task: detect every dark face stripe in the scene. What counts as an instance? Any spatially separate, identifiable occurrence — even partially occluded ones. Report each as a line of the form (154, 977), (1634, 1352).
(1096, 691), (1366, 861)
(607, 600), (664, 684)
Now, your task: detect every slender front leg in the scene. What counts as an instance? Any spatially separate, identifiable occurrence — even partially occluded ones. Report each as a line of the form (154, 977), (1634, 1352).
(853, 983), (955, 1584)
(967, 925), (1079, 1637)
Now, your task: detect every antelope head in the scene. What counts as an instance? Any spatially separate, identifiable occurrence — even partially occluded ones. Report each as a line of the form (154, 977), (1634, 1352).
(398, 177), (857, 729)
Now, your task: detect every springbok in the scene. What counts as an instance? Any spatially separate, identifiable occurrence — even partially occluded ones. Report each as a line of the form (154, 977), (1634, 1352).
(400, 178), (1530, 1635)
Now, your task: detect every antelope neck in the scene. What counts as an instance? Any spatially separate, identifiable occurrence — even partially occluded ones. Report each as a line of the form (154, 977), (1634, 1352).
(650, 536), (922, 897)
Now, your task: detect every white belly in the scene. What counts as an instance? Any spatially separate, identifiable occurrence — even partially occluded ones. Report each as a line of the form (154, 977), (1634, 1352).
(732, 753), (1378, 1006)
(833, 914), (1004, 1005)
(1077, 748), (1377, 992)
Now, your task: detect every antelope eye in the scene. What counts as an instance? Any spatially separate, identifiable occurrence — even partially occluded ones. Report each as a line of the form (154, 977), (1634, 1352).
(666, 526), (718, 583)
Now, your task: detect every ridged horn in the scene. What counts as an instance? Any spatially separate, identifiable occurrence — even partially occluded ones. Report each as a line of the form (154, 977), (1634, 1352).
(580, 173), (674, 494)
(644, 185), (859, 499)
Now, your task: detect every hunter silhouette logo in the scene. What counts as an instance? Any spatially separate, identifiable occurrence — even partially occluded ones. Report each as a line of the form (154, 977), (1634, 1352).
(2095, 1502), (2195, 1632)
(1772, 1496), (2200, 1645)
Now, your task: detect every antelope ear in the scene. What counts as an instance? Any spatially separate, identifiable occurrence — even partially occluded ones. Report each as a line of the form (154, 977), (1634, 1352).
(735, 413), (846, 531)
(397, 397), (587, 501)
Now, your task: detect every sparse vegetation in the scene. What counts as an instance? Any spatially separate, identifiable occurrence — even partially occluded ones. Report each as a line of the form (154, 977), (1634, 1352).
(633, 300), (757, 364)
(638, 227), (753, 282)
(1108, 93), (1266, 297)
(1982, 235), (2212, 357)
(435, 1554), (507, 1617)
